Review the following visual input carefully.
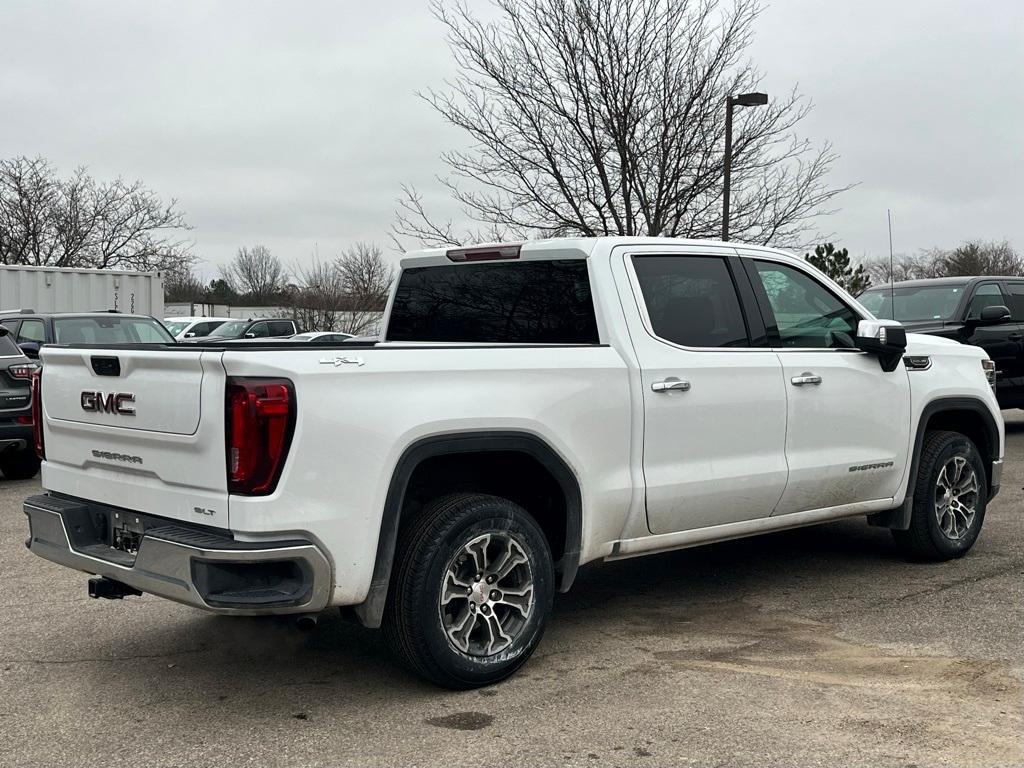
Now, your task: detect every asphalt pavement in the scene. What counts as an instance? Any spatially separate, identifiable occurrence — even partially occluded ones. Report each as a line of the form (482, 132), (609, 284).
(1, 417), (1022, 767)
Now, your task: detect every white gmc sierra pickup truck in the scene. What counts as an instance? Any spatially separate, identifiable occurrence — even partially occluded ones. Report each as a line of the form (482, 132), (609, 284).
(24, 237), (1004, 688)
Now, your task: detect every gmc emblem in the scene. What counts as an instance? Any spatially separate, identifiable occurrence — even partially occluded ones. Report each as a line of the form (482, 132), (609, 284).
(81, 391), (136, 416)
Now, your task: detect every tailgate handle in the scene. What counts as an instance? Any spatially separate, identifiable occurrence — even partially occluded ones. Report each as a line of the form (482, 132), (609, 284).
(91, 356), (121, 377)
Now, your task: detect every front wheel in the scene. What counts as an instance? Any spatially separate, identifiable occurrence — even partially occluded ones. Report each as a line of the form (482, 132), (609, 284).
(892, 430), (987, 560)
(382, 493), (554, 688)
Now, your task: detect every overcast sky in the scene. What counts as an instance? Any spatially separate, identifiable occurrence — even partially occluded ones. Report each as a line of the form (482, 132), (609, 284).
(1, 0), (1020, 277)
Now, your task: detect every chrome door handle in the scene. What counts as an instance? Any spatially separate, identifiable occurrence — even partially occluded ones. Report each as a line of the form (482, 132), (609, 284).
(790, 372), (822, 386)
(651, 378), (691, 393)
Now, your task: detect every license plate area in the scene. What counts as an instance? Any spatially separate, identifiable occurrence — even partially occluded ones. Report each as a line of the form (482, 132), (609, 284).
(110, 512), (145, 555)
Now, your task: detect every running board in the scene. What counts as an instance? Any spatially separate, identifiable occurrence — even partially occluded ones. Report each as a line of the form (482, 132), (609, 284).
(607, 498), (895, 560)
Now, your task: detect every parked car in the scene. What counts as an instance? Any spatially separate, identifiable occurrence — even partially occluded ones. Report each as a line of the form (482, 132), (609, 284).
(215, 330), (353, 345)
(185, 317), (297, 342)
(0, 311), (175, 358)
(859, 277), (1023, 408)
(0, 327), (39, 479)
(290, 331), (354, 342)
(25, 238), (1003, 688)
(163, 317), (231, 340)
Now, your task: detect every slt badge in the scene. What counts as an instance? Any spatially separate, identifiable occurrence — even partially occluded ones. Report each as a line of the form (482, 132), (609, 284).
(319, 356), (365, 367)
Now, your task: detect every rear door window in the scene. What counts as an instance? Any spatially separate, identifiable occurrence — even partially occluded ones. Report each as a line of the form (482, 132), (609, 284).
(631, 255), (750, 348)
(387, 260), (599, 343)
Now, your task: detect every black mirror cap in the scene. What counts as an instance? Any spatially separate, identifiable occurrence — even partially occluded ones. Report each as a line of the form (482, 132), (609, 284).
(856, 325), (907, 373)
(979, 304), (1011, 324)
(18, 342), (41, 359)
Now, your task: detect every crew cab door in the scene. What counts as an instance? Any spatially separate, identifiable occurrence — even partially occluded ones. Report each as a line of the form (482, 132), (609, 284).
(613, 245), (789, 534)
(741, 255), (911, 515)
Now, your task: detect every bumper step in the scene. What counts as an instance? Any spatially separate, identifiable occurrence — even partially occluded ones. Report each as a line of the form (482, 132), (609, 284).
(24, 494), (332, 615)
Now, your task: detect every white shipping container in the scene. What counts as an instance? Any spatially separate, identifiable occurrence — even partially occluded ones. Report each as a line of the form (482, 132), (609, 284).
(0, 265), (164, 317)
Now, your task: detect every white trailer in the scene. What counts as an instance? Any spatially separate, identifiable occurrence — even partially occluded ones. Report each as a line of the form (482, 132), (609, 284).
(0, 265), (163, 317)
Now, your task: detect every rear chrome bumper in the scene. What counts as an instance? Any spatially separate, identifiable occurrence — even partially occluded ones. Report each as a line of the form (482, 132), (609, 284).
(24, 494), (332, 615)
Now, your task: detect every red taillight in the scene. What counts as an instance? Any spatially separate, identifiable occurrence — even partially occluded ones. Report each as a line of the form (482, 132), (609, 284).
(8, 363), (38, 379)
(31, 367), (44, 460)
(446, 243), (522, 262)
(225, 378), (295, 495)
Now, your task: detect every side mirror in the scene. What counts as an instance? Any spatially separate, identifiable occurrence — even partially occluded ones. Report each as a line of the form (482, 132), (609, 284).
(972, 305), (1011, 326)
(18, 342), (40, 359)
(184, 332), (196, 338)
(856, 319), (907, 373)
(244, 332), (256, 338)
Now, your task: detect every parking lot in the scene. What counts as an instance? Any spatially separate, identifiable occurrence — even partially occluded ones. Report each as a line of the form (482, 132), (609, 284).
(0, 420), (1020, 768)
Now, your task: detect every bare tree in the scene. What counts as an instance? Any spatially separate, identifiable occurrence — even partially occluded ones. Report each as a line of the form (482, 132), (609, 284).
(392, 0), (848, 249)
(289, 257), (348, 332)
(164, 265), (207, 303)
(221, 244), (287, 304)
(336, 243), (394, 311)
(286, 244), (394, 335)
(0, 155), (193, 271)
(940, 240), (1023, 277)
(864, 240), (1023, 284)
(863, 253), (940, 285)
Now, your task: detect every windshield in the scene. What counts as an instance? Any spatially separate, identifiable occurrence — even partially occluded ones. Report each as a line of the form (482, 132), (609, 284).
(207, 321), (249, 337)
(54, 316), (175, 344)
(859, 285), (967, 322)
(164, 321), (190, 336)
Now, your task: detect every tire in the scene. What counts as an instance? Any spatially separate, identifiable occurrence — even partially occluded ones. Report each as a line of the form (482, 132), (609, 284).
(892, 430), (987, 561)
(0, 449), (40, 480)
(382, 493), (554, 688)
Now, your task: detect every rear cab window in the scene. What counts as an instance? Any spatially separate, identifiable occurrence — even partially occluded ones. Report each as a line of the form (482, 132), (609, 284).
(386, 260), (599, 343)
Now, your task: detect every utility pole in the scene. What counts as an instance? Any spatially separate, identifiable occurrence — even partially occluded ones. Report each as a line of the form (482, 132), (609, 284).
(722, 92), (768, 241)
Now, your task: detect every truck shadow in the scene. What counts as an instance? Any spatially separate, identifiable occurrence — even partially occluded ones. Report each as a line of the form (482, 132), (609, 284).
(72, 518), (906, 707)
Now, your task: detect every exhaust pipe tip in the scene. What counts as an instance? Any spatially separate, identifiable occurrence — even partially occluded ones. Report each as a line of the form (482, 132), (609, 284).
(295, 614), (318, 631)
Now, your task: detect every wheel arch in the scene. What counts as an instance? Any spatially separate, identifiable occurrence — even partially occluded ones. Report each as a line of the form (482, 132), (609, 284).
(869, 396), (1001, 530)
(353, 431), (583, 628)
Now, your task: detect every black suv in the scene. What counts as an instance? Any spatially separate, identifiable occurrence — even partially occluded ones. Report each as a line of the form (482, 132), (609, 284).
(859, 277), (1023, 408)
(0, 327), (40, 480)
(186, 317), (297, 342)
(0, 311), (174, 358)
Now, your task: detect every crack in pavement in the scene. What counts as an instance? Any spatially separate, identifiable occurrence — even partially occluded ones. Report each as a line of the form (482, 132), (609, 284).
(0, 647), (209, 665)
(817, 563), (1023, 619)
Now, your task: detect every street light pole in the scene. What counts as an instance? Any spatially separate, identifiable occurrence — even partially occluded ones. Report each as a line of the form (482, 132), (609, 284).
(722, 92), (768, 242)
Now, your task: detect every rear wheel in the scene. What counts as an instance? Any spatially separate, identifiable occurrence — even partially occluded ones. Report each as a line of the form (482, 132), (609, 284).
(892, 430), (987, 560)
(0, 449), (40, 480)
(383, 493), (554, 688)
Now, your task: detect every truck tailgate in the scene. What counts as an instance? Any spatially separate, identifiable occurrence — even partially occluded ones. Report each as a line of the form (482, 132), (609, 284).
(39, 347), (231, 528)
